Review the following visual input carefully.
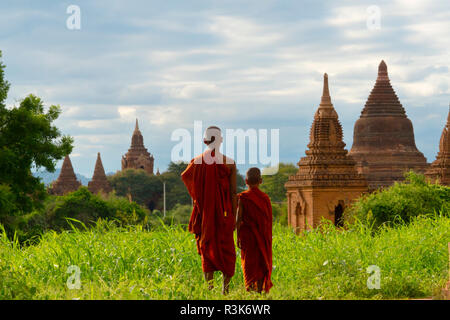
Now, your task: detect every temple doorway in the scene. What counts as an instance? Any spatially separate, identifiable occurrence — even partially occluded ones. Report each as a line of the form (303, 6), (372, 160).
(334, 202), (344, 227)
(295, 203), (302, 233)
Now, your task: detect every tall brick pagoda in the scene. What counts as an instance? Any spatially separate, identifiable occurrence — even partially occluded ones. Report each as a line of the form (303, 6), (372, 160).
(49, 155), (81, 195)
(285, 74), (368, 233)
(88, 152), (112, 194)
(121, 119), (154, 175)
(426, 107), (450, 185)
(349, 61), (428, 190)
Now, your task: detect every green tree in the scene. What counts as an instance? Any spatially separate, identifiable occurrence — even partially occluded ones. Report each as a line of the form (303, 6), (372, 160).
(259, 163), (297, 202)
(0, 52), (73, 219)
(346, 171), (450, 229)
(108, 169), (162, 210)
(159, 161), (191, 210)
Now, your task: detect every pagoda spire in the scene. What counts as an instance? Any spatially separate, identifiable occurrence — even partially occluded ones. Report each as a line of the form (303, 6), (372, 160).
(320, 73), (332, 107)
(122, 119), (155, 175)
(426, 106), (450, 185)
(88, 152), (112, 194)
(308, 73), (343, 150)
(360, 60), (406, 117)
(377, 60), (389, 81)
(130, 118), (145, 148)
(48, 155), (81, 195)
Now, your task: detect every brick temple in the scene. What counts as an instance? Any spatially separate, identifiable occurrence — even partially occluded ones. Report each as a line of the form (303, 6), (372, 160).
(285, 74), (367, 232)
(425, 108), (450, 185)
(286, 61), (449, 232)
(121, 119), (155, 175)
(88, 152), (112, 194)
(48, 155), (81, 195)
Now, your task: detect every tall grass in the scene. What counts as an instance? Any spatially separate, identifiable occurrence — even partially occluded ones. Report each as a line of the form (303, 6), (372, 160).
(1, 215), (449, 300)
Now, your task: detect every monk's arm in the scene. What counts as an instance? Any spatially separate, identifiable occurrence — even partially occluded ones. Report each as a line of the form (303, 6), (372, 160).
(181, 162), (195, 199)
(230, 163), (237, 218)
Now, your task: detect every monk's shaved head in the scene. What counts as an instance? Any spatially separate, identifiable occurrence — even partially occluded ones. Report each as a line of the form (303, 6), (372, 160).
(204, 126), (222, 145)
(246, 167), (262, 185)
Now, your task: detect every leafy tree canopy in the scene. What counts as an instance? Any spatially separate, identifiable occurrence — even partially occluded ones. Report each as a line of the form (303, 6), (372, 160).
(259, 162), (297, 202)
(0, 51), (73, 217)
(108, 169), (162, 210)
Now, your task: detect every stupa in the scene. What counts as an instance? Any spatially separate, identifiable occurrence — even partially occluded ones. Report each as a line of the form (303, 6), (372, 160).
(425, 107), (450, 185)
(349, 61), (428, 190)
(49, 155), (81, 195)
(121, 119), (154, 175)
(285, 74), (368, 233)
(88, 152), (112, 194)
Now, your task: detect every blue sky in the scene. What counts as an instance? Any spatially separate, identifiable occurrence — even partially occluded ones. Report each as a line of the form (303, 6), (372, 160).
(1, 0), (449, 176)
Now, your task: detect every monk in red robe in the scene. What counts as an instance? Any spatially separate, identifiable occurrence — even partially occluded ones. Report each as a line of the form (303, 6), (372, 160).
(181, 126), (237, 294)
(236, 167), (273, 293)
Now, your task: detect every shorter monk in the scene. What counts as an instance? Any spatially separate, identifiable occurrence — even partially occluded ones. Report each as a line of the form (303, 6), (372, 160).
(236, 167), (273, 293)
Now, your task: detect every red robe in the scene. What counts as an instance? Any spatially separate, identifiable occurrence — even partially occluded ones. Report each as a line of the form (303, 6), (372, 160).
(237, 187), (273, 293)
(181, 150), (236, 277)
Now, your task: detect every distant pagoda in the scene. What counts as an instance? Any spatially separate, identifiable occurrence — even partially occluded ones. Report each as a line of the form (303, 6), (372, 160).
(49, 155), (81, 195)
(88, 152), (112, 194)
(349, 60), (428, 190)
(425, 107), (450, 185)
(121, 119), (154, 175)
(285, 74), (367, 233)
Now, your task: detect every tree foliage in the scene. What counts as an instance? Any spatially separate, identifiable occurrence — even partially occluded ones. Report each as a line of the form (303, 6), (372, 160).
(0, 51), (73, 218)
(346, 171), (450, 229)
(259, 162), (297, 202)
(108, 169), (162, 210)
(7, 187), (149, 242)
(159, 161), (191, 210)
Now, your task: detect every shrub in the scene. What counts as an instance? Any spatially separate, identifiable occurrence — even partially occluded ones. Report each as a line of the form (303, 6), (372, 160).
(346, 171), (450, 228)
(272, 202), (288, 225)
(162, 204), (192, 226)
(3, 187), (150, 242)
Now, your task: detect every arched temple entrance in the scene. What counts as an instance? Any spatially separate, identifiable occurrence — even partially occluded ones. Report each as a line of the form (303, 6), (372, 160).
(334, 202), (344, 227)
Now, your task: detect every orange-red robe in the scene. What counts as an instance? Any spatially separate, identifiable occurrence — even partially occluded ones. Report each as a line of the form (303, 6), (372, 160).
(237, 187), (273, 293)
(181, 150), (236, 277)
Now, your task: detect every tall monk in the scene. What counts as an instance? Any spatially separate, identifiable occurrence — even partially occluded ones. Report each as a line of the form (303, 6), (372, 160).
(236, 167), (273, 293)
(181, 126), (237, 294)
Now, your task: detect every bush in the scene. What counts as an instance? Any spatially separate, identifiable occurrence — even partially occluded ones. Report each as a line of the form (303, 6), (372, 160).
(272, 202), (287, 225)
(2, 187), (150, 242)
(0, 184), (17, 217)
(346, 171), (450, 228)
(161, 204), (192, 226)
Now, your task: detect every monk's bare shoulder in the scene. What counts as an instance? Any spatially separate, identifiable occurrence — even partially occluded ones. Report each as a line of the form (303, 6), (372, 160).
(222, 155), (235, 169)
(191, 154), (203, 164)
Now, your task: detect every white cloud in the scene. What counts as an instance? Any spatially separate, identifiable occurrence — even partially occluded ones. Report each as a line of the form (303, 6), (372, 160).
(2, 1), (449, 176)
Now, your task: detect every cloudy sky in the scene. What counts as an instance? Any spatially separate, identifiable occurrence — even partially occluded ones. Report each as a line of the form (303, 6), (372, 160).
(1, 0), (449, 176)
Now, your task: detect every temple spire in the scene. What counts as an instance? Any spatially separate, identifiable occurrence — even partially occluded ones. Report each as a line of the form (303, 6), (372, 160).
(308, 73), (345, 150)
(377, 60), (389, 81)
(320, 73), (332, 107)
(48, 155), (81, 195)
(425, 106), (450, 185)
(447, 104), (450, 124)
(88, 152), (112, 194)
(122, 119), (155, 175)
(131, 118), (144, 148)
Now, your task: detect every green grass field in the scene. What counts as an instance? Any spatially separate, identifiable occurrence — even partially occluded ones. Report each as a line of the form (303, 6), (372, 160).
(1, 215), (449, 300)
